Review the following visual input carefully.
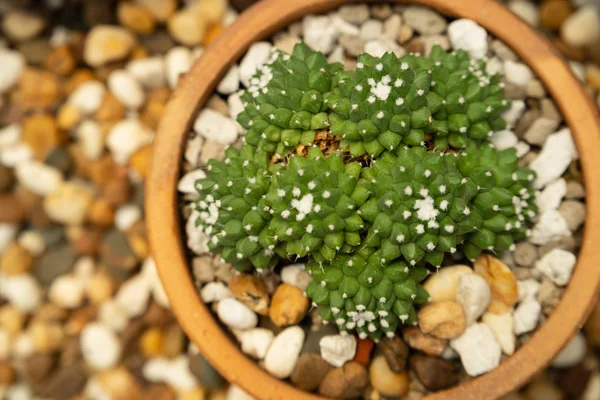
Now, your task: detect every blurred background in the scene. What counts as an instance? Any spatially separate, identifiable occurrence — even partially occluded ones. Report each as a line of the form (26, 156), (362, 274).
(0, 0), (599, 399)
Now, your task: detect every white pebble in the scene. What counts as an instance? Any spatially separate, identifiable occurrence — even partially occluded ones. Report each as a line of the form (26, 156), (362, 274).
(530, 128), (578, 189)
(491, 130), (518, 151)
(482, 312), (516, 356)
(517, 279), (541, 303)
(106, 118), (153, 165)
(15, 160), (63, 196)
(332, 15), (360, 36)
(515, 141), (530, 158)
(76, 120), (104, 160)
(4, 384), (33, 400)
(228, 91), (245, 121)
(320, 334), (357, 367)
(535, 248), (576, 286)
(165, 46), (193, 89)
(68, 81), (106, 114)
(184, 134), (204, 167)
(281, 263), (312, 291)
(535, 178), (567, 213)
(217, 65), (240, 95)
(80, 322), (122, 370)
(456, 274), (491, 325)
(508, 1), (539, 26)
(127, 56), (165, 88)
(584, 373), (600, 400)
(561, 5), (600, 47)
(264, 326), (305, 379)
(186, 210), (210, 255)
(239, 42), (273, 87)
(48, 274), (85, 309)
(178, 169), (207, 195)
(141, 257), (170, 309)
(504, 60), (534, 87)
(226, 385), (255, 400)
(217, 298), (258, 330)
(448, 19), (488, 59)
(200, 282), (232, 303)
(302, 16), (338, 55)
(17, 230), (45, 256)
(238, 328), (274, 360)
(115, 204), (142, 231)
(360, 20), (383, 41)
(12, 333), (34, 360)
(513, 300), (541, 335)
(364, 39), (406, 58)
(0, 143), (32, 168)
(98, 299), (130, 332)
(0, 329), (9, 360)
(0, 224), (18, 253)
(0, 124), (21, 149)
(73, 257), (95, 284)
(107, 70), (145, 109)
(0, 274), (41, 313)
(143, 356), (199, 391)
(115, 274), (151, 318)
(552, 332), (587, 368)
(451, 323), (501, 376)
(194, 109), (238, 145)
(0, 49), (25, 93)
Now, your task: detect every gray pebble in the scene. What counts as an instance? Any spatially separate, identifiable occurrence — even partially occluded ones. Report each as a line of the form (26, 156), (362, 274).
(189, 353), (225, 391)
(288, 22), (303, 37)
(558, 200), (586, 232)
(34, 244), (77, 286)
(538, 236), (578, 258)
(566, 181), (586, 199)
(503, 80), (527, 100)
(538, 277), (563, 316)
(491, 39), (518, 61)
(513, 242), (539, 267)
(200, 140), (226, 166)
(214, 257), (235, 283)
(338, 4), (370, 25)
(523, 117), (559, 146)
(403, 6), (447, 35)
(339, 34), (365, 57)
(514, 109), (540, 138)
(526, 79), (546, 98)
(192, 255), (215, 284)
(540, 98), (562, 123)
(371, 4), (393, 20)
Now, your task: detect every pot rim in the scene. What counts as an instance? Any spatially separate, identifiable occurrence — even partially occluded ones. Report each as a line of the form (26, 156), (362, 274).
(146, 1), (600, 399)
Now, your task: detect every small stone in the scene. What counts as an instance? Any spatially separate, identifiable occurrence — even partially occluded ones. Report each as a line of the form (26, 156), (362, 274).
(526, 79), (546, 98)
(269, 283), (309, 326)
(86, 271), (114, 305)
(13, 67), (62, 111)
(200, 282), (232, 303)
(379, 336), (409, 373)
(364, 39), (406, 58)
(117, 2), (156, 34)
(360, 20), (383, 41)
(168, 7), (207, 46)
(410, 354), (460, 391)
(139, 327), (164, 358)
(513, 300), (542, 335)
(369, 355), (409, 397)
(451, 323), (501, 376)
(403, 6), (447, 35)
(0, 49), (25, 94)
(101, 229), (138, 276)
(165, 46), (193, 89)
(397, 24), (414, 44)
(228, 274), (269, 315)
(265, 326), (305, 379)
(536, 178), (567, 213)
(217, 65), (240, 95)
(508, 0), (539, 26)
(106, 118), (153, 165)
(338, 5), (370, 25)
(237, 328), (273, 359)
(502, 100), (526, 130)
(530, 209), (571, 245)
(320, 335), (356, 368)
(524, 117), (560, 146)
(15, 160), (62, 196)
(188, 353), (225, 391)
(302, 323), (340, 353)
(239, 41), (272, 87)
(2, 10), (45, 41)
(319, 361), (368, 399)
(0, 243), (33, 275)
(338, 34), (364, 58)
(482, 312), (516, 355)
(69, 80), (107, 115)
(81, 322), (122, 370)
(144, 356), (199, 391)
(84, 25), (135, 67)
(382, 14), (401, 40)
(551, 332), (586, 368)
(274, 34), (301, 54)
(456, 274), (491, 325)
(540, 98), (562, 123)
(18, 230), (45, 257)
(474, 254), (519, 315)
(422, 265), (473, 303)
(418, 300), (466, 339)
(566, 181), (586, 199)
(504, 60), (534, 88)
(291, 353), (332, 391)
(44, 181), (94, 225)
(491, 130), (518, 152)
(136, 0), (176, 22)
(48, 274), (85, 309)
(371, 4), (392, 19)
(34, 244), (76, 285)
(538, 276), (563, 315)
(558, 200), (586, 231)
(126, 57), (165, 89)
(535, 248), (576, 286)
(107, 70), (145, 110)
(39, 364), (88, 399)
(561, 5), (600, 47)
(193, 109), (238, 145)
(402, 327), (447, 356)
(513, 242), (539, 267)
(448, 19), (488, 59)
(303, 15), (338, 55)
(216, 298), (257, 330)
(540, 0), (573, 30)
(280, 263), (312, 291)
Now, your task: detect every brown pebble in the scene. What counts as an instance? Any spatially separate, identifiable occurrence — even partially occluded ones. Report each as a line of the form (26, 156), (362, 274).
(0, 194), (27, 223)
(0, 362), (16, 385)
(12, 67), (63, 111)
(87, 199), (116, 227)
(139, 327), (164, 357)
(269, 283), (309, 326)
(553, 38), (587, 61)
(65, 69), (95, 94)
(378, 336), (409, 373)
(18, 39), (52, 65)
(143, 301), (172, 327)
(64, 306), (97, 336)
(229, 274), (270, 316)
(404, 37), (425, 54)
(0, 242), (34, 275)
(418, 301), (466, 339)
(97, 366), (144, 400)
(100, 229), (139, 277)
(22, 354), (56, 383)
(32, 303), (68, 324)
(103, 175), (133, 206)
(540, 0), (573, 31)
(368, 356), (409, 397)
(23, 113), (63, 160)
(162, 324), (186, 357)
(38, 363), (88, 399)
(319, 361), (369, 399)
(0, 305), (25, 336)
(117, 2), (156, 34)
(409, 354), (460, 391)
(0, 165), (14, 192)
(95, 92), (126, 123)
(291, 353), (332, 391)
(45, 45), (76, 76)
(86, 270), (115, 305)
(87, 154), (118, 188)
(130, 145), (152, 179)
(145, 384), (177, 400)
(70, 227), (103, 256)
(140, 95), (167, 130)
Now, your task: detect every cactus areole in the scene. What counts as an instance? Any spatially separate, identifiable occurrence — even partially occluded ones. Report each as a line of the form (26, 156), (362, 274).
(194, 43), (537, 340)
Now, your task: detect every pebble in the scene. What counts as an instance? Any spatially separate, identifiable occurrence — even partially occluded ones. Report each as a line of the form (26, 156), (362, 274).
(551, 332), (587, 368)
(482, 312), (516, 355)
(565, 180), (585, 201)
(451, 323), (501, 376)
(530, 209), (571, 245)
(274, 34), (301, 54)
(141, 258), (169, 309)
(68, 80), (107, 115)
(107, 70), (145, 110)
(0, 243), (33, 275)
(504, 60), (534, 88)
(200, 282), (232, 303)
(535, 248), (576, 286)
(264, 326), (305, 379)
(382, 14), (401, 40)
(540, 0), (573, 30)
(524, 117), (560, 146)
(229, 274), (270, 316)
(536, 178), (567, 213)
(186, 211), (210, 254)
(290, 353), (332, 391)
(403, 6), (447, 35)
(165, 46), (192, 89)
(474, 254), (519, 315)
(115, 273), (151, 318)
(418, 300), (466, 339)
(188, 353), (224, 391)
(114, 204), (142, 232)
(193, 109), (238, 145)
(143, 355), (198, 390)
(0, 273), (41, 313)
(514, 300), (542, 335)
(80, 322), (122, 370)
(410, 354), (460, 391)
(217, 65), (240, 95)
(558, 200), (586, 231)
(239, 42), (273, 87)
(226, 385), (254, 400)
(508, 0), (540, 26)
(34, 244), (76, 284)
(238, 328), (273, 359)
(85, 271), (113, 305)
(402, 327), (447, 356)
(456, 274), (491, 325)
(48, 275), (85, 309)
(136, 0), (177, 22)
(303, 15), (338, 55)
(319, 361), (368, 398)
(75, 120), (103, 161)
(369, 355), (409, 397)
(280, 263), (312, 291)
(491, 130), (518, 152)
(178, 169), (207, 195)
(0, 225), (17, 255)
(168, 7), (207, 46)
(117, 2), (156, 34)
(126, 57), (165, 89)
(561, 5), (600, 47)
(106, 118), (154, 165)
(319, 335), (356, 368)
(17, 230), (45, 256)
(216, 298), (258, 330)
(583, 373), (600, 400)
(364, 39), (406, 58)
(530, 128), (578, 187)
(98, 299), (129, 332)
(422, 35), (450, 56)
(448, 19), (488, 59)
(84, 25), (136, 67)
(422, 265), (473, 303)
(44, 181), (94, 225)
(513, 242), (539, 268)
(360, 20), (383, 41)
(0, 50), (25, 94)
(269, 283), (309, 326)
(378, 336), (409, 373)
(2, 10), (45, 41)
(302, 324), (340, 354)
(338, 5), (370, 25)
(15, 160), (63, 196)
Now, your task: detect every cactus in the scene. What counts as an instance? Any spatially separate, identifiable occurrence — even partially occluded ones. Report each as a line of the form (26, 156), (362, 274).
(195, 43), (537, 339)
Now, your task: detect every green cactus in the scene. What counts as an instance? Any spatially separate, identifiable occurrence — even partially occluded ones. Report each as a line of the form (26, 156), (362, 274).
(195, 42), (537, 340)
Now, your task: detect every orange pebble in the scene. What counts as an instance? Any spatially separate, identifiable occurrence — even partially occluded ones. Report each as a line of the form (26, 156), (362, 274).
(353, 337), (374, 366)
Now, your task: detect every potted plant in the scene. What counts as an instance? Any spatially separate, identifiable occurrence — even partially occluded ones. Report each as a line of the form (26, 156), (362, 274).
(146, 0), (600, 399)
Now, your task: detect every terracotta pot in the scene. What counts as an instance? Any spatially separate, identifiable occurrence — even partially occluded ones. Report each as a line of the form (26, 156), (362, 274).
(146, 0), (600, 399)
